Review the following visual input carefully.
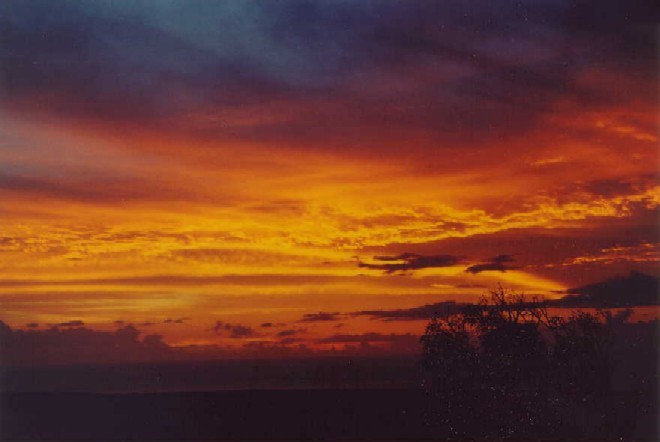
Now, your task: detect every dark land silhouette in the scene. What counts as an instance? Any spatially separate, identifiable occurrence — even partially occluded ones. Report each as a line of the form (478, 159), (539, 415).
(1, 282), (658, 440)
(420, 288), (658, 440)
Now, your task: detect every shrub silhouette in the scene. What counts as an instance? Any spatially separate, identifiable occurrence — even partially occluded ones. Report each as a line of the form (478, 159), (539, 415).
(420, 287), (615, 440)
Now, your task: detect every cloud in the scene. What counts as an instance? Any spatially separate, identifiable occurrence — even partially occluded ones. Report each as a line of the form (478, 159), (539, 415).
(352, 301), (468, 322)
(4, 0), (653, 152)
(0, 321), (173, 366)
(1, 1), (657, 364)
(554, 271), (659, 308)
(298, 312), (342, 322)
(278, 337), (303, 345)
(358, 253), (461, 274)
(260, 322), (286, 328)
(0, 274), (363, 288)
(579, 178), (643, 199)
(317, 333), (419, 345)
(277, 328), (305, 338)
(164, 317), (191, 324)
(354, 273), (659, 323)
(168, 247), (309, 265)
(0, 174), (191, 204)
(561, 242), (659, 266)
(229, 325), (255, 339)
(466, 254), (516, 274)
(213, 321), (256, 339)
(213, 321), (229, 333)
(240, 340), (313, 358)
(54, 320), (85, 327)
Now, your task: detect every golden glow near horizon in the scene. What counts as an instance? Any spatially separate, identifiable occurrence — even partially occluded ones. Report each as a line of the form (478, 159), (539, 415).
(1, 112), (657, 347)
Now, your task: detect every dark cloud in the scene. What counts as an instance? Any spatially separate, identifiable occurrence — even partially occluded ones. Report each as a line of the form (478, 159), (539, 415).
(1, 1), (344, 131)
(352, 301), (468, 322)
(465, 263), (508, 274)
(466, 254), (516, 274)
(229, 325), (255, 339)
(25, 322), (39, 328)
(359, 253), (461, 274)
(563, 0), (657, 77)
(3, 0), (653, 151)
(298, 312), (341, 322)
(213, 321), (256, 339)
(0, 321), (419, 367)
(212, 321), (230, 333)
(579, 179), (644, 199)
(164, 317), (191, 324)
(277, 328), (305, 338)
(554, 271), (659, 308)
(545, 176), (658, 207)
(0, 322), (173, 366)
(354, 273), (659, 323)
(376, 217), (658, 287)
(261, 322), (286, 328)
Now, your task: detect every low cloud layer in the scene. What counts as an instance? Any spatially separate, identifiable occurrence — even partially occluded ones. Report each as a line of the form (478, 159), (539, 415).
(53, 320), (85, 327)
(555, 271), (658, 308)
(352, 301), (468, 321)
(0, 322), (170, 366)
(317, 333), (419, 344)
(317, 333), (421, 354)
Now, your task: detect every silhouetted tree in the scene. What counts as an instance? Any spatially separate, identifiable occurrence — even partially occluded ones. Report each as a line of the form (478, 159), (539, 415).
(548, 310), (612, 399)
(421, 287), (615, 440)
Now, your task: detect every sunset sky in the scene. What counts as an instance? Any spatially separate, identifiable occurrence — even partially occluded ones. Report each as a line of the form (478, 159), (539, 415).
(0, 0), (657, 358)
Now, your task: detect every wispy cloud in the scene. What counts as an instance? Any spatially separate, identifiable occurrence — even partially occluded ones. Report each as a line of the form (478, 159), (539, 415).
(466, 255), (516, 274)
(298, 312), (342, 323)
(352, 301), (467, 322)
(358, 253), (462, 274)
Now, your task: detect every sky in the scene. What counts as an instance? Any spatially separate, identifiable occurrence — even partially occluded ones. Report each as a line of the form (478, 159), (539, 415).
(0, 0), (658, 362)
